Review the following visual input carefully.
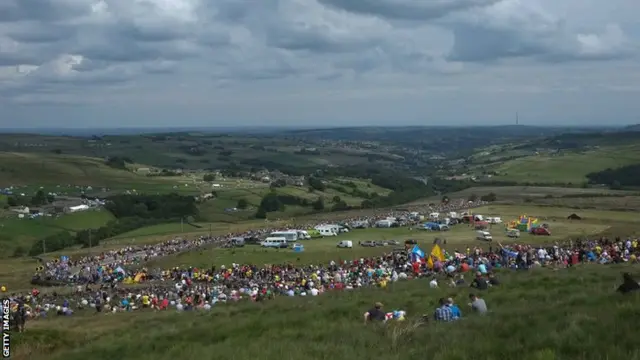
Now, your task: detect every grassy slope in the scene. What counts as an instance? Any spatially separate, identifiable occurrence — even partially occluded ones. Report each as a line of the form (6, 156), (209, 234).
(478, 144), (640, 184)
(0, 134), (381, 171)
(13, 265), (640, 360)
(0, 152), (188, 193)
(0, 211), (115, 255)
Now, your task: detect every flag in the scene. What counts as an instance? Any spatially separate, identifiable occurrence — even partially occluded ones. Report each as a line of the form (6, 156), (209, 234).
(427, 244), (446, 269)
(410, 245), (425, 263)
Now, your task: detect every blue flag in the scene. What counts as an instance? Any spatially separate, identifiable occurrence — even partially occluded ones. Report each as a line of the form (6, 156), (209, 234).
(411, 245), (425, 261)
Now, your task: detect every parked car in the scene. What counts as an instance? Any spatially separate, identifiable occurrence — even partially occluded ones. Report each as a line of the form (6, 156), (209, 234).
(506, 229), (520, 238)
(531, 227), (551, 236)
(359, 241), (376, 247)
(387, 240), (400, 246)
(375, 241), (388, 246)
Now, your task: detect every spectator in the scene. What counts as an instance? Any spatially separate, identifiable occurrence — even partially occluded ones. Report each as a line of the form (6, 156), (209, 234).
(434, 298), (454, 322)
(468, 294), (488, 314)
(470, 272), (488, 290)
(617, 273), (640, 294)
(364, 302), (386, 324)
(447, 298), (462, 319)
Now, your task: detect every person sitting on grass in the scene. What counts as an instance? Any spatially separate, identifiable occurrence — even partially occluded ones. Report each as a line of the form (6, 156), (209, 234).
(446, 298), (462, 319)
(364, 302), (386, 324)
(433, 298), (455, 322)
(487, 273), (500, 286)
(468, 294), (488, 314)
(617, 272), (640, 294)
(470, 272), (488, 290)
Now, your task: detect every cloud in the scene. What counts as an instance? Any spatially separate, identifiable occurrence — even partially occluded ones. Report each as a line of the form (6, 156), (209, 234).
(444, 0), (634, 62)
(317, 0), (502, 21)
(0, 0), (638, 124)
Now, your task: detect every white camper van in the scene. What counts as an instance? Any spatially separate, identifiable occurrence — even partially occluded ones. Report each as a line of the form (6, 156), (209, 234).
(337, 240), (353, 248)
(270, 231), (298, 242)
(261, 237), (288, 248)
(317, 227), (337, 236)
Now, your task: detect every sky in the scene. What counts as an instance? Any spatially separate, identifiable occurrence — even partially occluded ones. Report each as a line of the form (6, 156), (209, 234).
(1, 0), (639, 128)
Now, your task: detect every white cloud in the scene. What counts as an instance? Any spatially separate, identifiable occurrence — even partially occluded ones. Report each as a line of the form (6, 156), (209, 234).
(0, 0), (638, 127)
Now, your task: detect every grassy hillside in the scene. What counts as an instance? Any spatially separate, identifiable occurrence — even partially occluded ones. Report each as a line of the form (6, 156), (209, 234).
(0, 133), (398, 173)
(0, 210), (115, 255)
(0, 152), (187, 193)
(12, 265), (640, 360)
(476, 144), (640, 184)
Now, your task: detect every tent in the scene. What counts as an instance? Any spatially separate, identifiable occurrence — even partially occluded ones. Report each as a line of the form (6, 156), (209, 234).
(292, 244), (305, 253)
(567, 213), (582, 220)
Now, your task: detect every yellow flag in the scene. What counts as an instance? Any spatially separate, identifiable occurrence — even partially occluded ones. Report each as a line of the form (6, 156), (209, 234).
(427, 244), (445, 269)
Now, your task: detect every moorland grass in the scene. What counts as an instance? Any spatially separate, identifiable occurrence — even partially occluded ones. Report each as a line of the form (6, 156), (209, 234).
(11, 264), (640, 360)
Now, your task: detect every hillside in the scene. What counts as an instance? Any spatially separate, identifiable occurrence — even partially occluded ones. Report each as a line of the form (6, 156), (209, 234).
(0, 152), (182, 193)
(0, 133), (408, 174)
(469, 143), (640, 185)
(12, 265), (640, 360)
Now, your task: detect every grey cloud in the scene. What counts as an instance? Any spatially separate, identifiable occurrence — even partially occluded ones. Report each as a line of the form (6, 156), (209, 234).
(444, 1), (634, 63)
(317, 0), (503, 21)
(0, 0), (90, 23)
(6, 22), (74, 44)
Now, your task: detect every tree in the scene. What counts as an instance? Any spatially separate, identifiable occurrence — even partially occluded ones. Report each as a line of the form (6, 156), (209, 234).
(468, 193), (478, 202)
(480, 192), (497, 202)
(237, 198), (248, 209)
(331, 200), (349, 211)
(332, 195), (341, 203)
(312, 197), (325, 211)
(203, 173), (216, 182)
(610, 180), (622, 190)
(255, 207), (267, 219)
(31, 190), (48, 206)
(308, 177), (326, 191)
(441, 195), (450, 204)
(7, 197), (18, 207)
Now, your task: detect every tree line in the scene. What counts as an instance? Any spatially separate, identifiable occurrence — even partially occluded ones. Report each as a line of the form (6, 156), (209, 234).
(586, 164), (640, 189)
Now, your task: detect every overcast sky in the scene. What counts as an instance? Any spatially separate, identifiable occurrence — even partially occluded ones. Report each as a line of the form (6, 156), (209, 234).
(1, 0), (639, 128)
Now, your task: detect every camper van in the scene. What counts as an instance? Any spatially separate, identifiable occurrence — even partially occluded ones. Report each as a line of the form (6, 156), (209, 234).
(337, 240), (353, 248)
(270, 231), (298, 242)
(476, 230), (493, 241)
(296, 230), (311, 240)
(315, 224), (339, 236)
(317, 227), (337, 237)
(261, 237), (288, 248)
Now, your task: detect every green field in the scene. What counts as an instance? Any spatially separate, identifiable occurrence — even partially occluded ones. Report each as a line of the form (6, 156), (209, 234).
(480, 144), (640, 184)
(146, 220), (609, 270)
(0, 152), (192, 194)
(12, 264), (640, 360)
(0, 210), (115, 255)
(473, 204), (639, 223)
